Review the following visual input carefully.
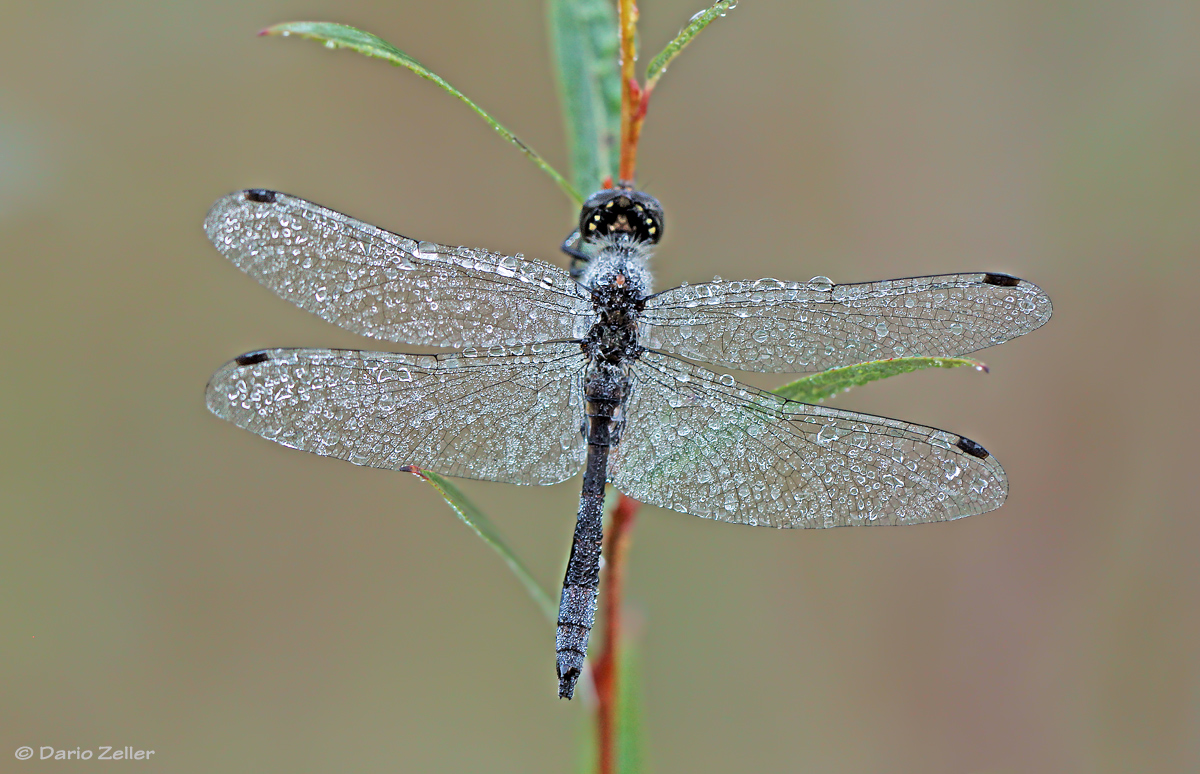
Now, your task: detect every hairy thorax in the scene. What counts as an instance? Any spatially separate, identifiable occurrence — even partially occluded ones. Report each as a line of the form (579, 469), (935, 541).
(580, 237), (652, 366)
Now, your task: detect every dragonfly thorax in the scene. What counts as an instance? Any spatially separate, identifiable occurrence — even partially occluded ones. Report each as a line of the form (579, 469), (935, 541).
(580, 234), (651, 365)
(582, 276), (644, 364)
(577, 235), (654, 295)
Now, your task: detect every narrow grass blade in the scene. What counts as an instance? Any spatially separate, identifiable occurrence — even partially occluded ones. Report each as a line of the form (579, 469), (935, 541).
(773, 357), (984, 405)
(645, 1), (738, 90)
(546, 0), (621, 196)
(402, 467), (558, 624)
(263, 21), (581, 204)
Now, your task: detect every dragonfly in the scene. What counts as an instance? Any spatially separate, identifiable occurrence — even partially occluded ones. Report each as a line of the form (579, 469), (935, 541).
(204, 186), (1052, 698)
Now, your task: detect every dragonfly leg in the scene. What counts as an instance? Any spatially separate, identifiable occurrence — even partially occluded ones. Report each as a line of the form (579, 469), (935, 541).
(561, 229), (590, 279)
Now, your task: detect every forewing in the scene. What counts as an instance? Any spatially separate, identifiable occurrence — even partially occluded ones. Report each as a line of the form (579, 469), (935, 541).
(610, 352), (1007, 527)
(205, 190), (593, 348)
(641, 273), (1052, 372)
(206, 343), (588, 485)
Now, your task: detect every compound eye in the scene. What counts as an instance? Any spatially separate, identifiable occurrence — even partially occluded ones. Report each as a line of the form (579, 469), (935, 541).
(627, 191), (664, 243)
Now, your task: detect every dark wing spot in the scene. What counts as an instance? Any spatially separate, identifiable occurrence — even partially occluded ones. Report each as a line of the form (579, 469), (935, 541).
(245, 189), (277, 203)
(955, 436), (990, 459)
(982, 273), (1020, 287)
(234, 351), (270, 366)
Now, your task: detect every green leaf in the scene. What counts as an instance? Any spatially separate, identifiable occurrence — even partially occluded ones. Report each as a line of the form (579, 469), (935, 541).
(264, 21), (582, 205)
(546, 0), (622, 196)
(573, 643), (646, 774)
(645, 0), (738, 90)
(615, 644), (645, 774)
(773, 357), (984, 404)
(403, 467), (558, 624)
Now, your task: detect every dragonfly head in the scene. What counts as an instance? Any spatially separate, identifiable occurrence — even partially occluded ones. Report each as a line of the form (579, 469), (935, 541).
(579, 187), (664, 245)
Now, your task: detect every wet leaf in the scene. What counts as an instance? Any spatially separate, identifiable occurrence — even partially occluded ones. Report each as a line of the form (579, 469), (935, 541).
(263, 21), (581, 204)
(774, 357), (984, 404)
(645, 1), (738, 90)
(403, 467), (557, 624)
(547, 0), (622, 196)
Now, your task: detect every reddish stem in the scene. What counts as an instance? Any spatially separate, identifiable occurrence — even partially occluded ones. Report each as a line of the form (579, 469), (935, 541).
(593, 493), (640, 774)
(623, 80), (651, 183)
(617, 0), (640, 182)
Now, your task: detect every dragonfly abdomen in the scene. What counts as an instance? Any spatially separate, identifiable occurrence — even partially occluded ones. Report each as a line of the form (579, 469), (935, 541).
(556, 364), (629, 699)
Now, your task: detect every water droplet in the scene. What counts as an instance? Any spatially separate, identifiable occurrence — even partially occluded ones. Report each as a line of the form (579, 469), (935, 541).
(949, 322), (965, 335)
(1018, 298), (1035, 312)
(928, 431), (953, 449)
(817, 425), (840, 445)
(808, 276), (833, 292)
(719, 374), (736, 387)
(417, 240), (437, 257)
(497, 256), (518, 276)
(874, 321), (889, 337)
(752, 329), (769, 344)
(324, 40), (337, 49)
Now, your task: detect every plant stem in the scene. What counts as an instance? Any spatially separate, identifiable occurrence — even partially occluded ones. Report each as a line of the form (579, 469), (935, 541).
(617, 0), (640, 182)
(593, 493), (640, 774)
(597, 10), (644, 774)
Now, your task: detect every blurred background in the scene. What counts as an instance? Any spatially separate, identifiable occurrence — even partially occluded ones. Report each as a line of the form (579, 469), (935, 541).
(2, 1), (1197, 772)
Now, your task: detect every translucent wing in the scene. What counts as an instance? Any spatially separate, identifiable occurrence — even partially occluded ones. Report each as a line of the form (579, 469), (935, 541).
(610, 352), (1007, 527)
(206, 343), (588, 485)
(205, 190), (593, 349)
(641, 273), (1052, 372)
